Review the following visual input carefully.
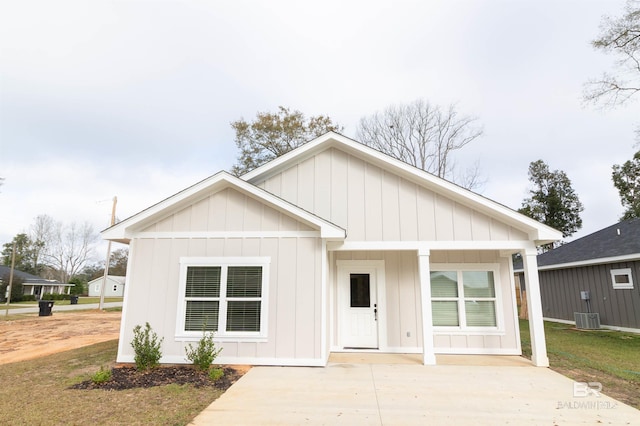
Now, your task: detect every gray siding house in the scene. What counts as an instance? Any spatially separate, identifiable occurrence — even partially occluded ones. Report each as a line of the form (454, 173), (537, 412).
(517, 218), (640, 332)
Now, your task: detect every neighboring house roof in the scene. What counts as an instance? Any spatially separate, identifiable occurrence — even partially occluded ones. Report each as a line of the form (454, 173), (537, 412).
(102, 171), (347, 243)
(0, 265), (64, 285)
(242, 132), (562, 245)
(514, 218), (640, 271)
(88, 275), (126, 285)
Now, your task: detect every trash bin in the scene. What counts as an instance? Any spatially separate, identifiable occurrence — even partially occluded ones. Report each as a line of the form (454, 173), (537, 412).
(38, 300), (54, 316)
(70, 295), (79, 305)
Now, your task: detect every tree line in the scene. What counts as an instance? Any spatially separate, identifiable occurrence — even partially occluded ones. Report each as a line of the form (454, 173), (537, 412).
(230, 1), (640, 244)
(1, 214), (128, 296)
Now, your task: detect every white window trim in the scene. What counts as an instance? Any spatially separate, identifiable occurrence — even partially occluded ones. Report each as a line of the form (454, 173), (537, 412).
(430, 263), (504, 332)
(610, 268), (634, 290)
(175, 256), (270, 341)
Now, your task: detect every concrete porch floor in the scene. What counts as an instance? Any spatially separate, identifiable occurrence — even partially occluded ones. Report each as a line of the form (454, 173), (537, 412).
(190, 354), (639, 425)
(328, 352), (533, 366)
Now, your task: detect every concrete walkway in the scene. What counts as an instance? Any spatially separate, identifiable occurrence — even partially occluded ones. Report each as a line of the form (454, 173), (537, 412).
(1, 301), (123, 315)
(190, 355), (639, 425)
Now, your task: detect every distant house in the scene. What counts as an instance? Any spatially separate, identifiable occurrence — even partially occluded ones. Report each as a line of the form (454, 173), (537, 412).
(102, 132), (561, 367)
(515, 218), (640, 332)
(0, 265), (72, 299)
(88, 275), (125, 297)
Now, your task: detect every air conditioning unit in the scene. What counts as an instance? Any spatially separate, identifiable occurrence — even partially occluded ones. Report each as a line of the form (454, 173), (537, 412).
(574, 312), (600, 330)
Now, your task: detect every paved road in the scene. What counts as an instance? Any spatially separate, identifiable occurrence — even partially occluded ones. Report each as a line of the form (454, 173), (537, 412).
(1, 301), (123, 315)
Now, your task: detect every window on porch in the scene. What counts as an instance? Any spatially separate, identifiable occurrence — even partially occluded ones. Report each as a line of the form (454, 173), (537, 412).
(430, 270), (497, 329)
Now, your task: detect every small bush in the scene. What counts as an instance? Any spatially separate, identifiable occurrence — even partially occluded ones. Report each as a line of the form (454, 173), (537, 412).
(91, 366), (112, 384)
(131, 322), (163, 371)
(208, 367), (224, 382)
(0, 275), (24, 302)
(185, 331), (222, 371)
(41, 293), (70, 301)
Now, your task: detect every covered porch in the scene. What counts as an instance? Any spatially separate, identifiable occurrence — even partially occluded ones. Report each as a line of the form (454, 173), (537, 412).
(326, 242), (549, 367)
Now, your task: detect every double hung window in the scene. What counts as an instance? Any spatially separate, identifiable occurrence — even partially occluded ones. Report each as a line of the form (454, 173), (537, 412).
(431, 266), (499, 329)
(178, 257), (269, 339)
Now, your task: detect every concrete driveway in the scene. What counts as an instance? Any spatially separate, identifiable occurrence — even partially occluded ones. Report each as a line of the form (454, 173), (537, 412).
(191, 355), (639, 425)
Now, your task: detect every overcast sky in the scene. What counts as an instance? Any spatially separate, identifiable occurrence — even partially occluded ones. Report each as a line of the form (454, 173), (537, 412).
(1, 0), (638, 259)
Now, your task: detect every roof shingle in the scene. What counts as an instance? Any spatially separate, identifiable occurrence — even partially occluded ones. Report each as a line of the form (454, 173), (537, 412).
(536, 218), (640, 267)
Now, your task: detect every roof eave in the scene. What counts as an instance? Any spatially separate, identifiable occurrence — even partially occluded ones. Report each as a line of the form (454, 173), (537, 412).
(101, 171), (346, 243)
(243, 132), (565, 244)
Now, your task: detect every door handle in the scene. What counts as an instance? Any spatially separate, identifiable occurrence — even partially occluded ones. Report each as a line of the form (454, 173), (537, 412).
(374, 303), (377, 321)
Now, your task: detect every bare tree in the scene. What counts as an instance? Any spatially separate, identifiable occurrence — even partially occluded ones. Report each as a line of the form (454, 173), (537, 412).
(28, 214), (55, 275)
(43, 220), (99, 283)
(356, 99), (484, 189)
(584, 0), (640, 107)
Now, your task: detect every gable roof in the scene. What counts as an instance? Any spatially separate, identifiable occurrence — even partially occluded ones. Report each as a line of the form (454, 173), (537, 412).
(534, 218), (640, 269)
(101, 171), (346, 244)
(0, 265), (61, 284)
(88, 275), (126, 285)
(242, 132), (562, 245)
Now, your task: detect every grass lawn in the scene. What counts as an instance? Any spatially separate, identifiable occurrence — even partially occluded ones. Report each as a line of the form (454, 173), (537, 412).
(0, 297), (123, 310)
(520, 319), (640, 409)
(9, 296), (122, 308)
(47, 297), (123, 306)
(0, 340), (225, 425)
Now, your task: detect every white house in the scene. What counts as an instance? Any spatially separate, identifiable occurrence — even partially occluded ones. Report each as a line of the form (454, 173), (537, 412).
(0, 265), (72, 299)
(88, 275), (126, 297)
(102, 132), (560, 367)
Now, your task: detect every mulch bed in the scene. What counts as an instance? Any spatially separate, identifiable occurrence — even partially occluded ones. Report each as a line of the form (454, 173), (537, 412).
(70, 365), (244, 391)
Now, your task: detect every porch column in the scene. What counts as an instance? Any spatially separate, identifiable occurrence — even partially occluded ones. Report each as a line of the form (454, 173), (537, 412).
(418, 248), (436, 365)
(522, 248), (549, 367)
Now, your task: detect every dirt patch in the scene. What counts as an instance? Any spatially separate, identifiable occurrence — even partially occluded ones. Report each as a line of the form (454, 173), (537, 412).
(70, 365), (244, 391)
(551, 365), (640, 410)
(0, 310), (121, 365)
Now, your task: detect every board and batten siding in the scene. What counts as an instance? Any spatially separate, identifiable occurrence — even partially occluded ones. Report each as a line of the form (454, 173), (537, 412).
(257, 148), (528, 242)
(141, 188), (314, 233)
(538, 260), (640, 330)
(118, 186), (325, 365)
(331, 250), (521, 354)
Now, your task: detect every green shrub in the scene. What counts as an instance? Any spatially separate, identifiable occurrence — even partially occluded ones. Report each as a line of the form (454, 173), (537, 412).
(208, 367), (224, 382)
(0, 274), (24, 302)
(185, 331), (222, 371)
(21, 295), (36, 302)
(130, 322), (163, 371)
(68, 277), (85, 295)
(91, 366), (112, 384)
(41, 293), (70, 301)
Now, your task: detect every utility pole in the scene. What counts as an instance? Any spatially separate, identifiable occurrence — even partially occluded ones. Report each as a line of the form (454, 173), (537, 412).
(4, 242), (16, 317)
(99, 196), (117, 310)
